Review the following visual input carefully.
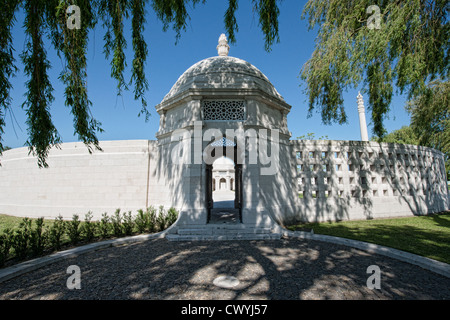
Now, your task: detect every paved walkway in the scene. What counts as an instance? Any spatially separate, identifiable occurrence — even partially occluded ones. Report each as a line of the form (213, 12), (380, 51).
(213, 190), (235, 208)
(0, 237), (449, 300)
(211, 190), (239, 223)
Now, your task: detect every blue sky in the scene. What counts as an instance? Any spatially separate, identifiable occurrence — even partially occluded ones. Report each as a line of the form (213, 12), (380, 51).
(3, 0), (411, 149)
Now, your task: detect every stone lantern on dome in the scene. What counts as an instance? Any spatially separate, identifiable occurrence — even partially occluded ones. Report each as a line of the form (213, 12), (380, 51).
(217, 33), (230, 56)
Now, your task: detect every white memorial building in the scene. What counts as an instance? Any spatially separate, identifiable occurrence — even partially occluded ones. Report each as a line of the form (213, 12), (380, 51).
(0, 35), (448, 240)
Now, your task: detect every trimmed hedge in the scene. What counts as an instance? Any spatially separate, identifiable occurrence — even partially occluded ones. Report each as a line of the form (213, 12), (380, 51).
(0, 206), (178, 268)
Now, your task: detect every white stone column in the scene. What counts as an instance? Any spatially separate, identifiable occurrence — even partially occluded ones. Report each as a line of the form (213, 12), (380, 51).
(215, 176), (220, 191)
(357, 92), (369, 142)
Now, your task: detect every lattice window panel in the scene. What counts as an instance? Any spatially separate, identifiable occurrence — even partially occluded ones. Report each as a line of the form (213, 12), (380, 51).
(211, 137), (236, 147)
(202, 100), (246, 121)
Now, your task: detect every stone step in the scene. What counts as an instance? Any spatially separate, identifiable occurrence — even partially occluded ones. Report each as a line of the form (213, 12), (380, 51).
(178, 228), (213, 235)
(213, 228), (272, 235)
(207, 223), (249, 229)
(167, 223), (281, 241)
(166, 233), (282, 241)
(176, 227), (272, 235)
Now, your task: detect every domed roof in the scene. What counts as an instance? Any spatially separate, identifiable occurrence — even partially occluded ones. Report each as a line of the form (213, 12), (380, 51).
(212, 156), (235, 171)
(161, 55), (284, 103)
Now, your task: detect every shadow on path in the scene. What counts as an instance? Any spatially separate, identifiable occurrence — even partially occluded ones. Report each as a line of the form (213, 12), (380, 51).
(0, 238), (449, 300)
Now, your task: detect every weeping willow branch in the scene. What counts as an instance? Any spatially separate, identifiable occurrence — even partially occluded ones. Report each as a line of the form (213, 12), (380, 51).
(366, 58), (393, 137)
(56, 0), (103, 153)
(300, 0), (448, 138)
(21, 0), (61, 168)
(100, 0), (129, 96)
(2, 0), (286, 167)
(151, 0), (205, 42)
(0, 0), (20, 157)
(131, 0), (150, 121)
(252, 0), (280, 51)
(224, 0), (239, 44)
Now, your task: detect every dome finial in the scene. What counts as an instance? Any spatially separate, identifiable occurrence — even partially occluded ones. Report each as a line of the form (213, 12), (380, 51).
(217, 33), (230, 56)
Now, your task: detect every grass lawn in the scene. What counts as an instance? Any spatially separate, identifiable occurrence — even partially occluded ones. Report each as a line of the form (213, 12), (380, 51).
(287, 211), (450, 264)
(0, 214), (23, 232)
(2, 212), (450, 265)
(0, 214), (57, 233)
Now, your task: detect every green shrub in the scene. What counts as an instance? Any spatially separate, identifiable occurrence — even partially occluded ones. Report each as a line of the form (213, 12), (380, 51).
(99, 212), (111, 239)
(0, 228), (13, 267)
(133, 206), (174, 234)
(67, 214), (82, 245)
(135, 209), (148, 233)
(156, 206), (166, 232)
(0, 206), (179, 268)
(30, 217), (47, 257)
(147, 206), (157, 232)
(122, 211), (135, 236)
(166, 207), (178, 227)
(12, 218), (33, 259)
(49, 215), (65, 251)
(111, 209), (123, 237)
(82, 211), (96, 242)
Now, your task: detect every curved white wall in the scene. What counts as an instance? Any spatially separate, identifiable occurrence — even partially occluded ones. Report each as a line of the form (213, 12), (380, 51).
(0, 140), (160, 220)
(279, 140), (449, 224)
(0, 139), (448, 224)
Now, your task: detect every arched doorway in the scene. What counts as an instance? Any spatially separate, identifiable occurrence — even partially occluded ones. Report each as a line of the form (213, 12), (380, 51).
(205, 137), (243, 224)
(219, 178), (227, 190)
(213, 156), (235, 206)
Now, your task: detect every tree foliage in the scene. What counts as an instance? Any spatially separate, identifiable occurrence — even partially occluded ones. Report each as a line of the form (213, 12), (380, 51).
(297, 132), (329, 140)
(21, 0), (61, 168)
(0, 0), (20, 156)
(0, 0), (282, 167)
(300, 0), (449, 138)
(408, 79), (449, 179)
(373, 80), (449, 179)
(55, 1), (103, 157)
(0, 0), (447, 168)
(408, 80), (449, 154)
(372, 125), (419, 145)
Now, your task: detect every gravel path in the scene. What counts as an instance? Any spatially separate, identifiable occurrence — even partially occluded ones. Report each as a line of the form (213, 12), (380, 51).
(0, 238), (449, 300)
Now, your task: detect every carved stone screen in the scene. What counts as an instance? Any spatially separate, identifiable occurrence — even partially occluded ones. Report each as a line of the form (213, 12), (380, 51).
(202, 100), (246, 121)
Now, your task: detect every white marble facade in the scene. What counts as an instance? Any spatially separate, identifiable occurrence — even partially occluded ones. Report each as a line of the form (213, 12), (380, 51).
(0, 34), (448, 227)
(213, 157), (235, 191)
